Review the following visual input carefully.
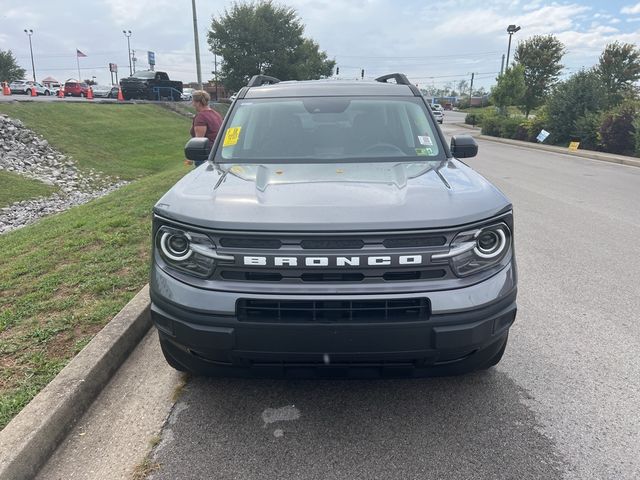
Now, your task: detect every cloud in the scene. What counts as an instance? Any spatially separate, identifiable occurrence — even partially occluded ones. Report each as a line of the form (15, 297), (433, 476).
(621, 2), (640, 14)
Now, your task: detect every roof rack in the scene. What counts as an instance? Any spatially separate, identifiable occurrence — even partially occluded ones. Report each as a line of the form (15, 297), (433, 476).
(375, 73), (412, 86)
(247, 75), (281, 87)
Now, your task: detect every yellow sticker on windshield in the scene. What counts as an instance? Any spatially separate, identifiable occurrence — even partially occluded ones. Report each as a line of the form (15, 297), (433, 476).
(223, 127), (241, 147)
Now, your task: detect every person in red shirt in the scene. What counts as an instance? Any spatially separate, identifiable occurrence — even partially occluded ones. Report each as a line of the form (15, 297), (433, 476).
(190, 90), (223, 167)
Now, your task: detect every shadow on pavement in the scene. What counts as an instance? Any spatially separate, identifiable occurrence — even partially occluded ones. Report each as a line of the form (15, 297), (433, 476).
(150, 371), (567, 480)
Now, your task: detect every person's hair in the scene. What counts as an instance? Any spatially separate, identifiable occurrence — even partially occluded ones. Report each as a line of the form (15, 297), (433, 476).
(192, 90), (210, 106)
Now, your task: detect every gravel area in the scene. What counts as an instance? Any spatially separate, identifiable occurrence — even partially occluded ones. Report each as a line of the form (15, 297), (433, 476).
(0, 114), (127, 234)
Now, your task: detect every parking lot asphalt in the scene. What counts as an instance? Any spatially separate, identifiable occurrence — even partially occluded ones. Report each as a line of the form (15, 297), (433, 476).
(147, 122), (640, 479)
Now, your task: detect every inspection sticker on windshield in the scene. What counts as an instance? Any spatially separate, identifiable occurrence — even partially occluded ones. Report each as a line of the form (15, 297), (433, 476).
(415, 147), (434, 156)
(223, 127), (242, 147)
(418, 135), (433, 146)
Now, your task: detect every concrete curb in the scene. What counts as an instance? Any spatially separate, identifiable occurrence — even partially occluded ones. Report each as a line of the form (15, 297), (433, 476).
(0, 285), (152, 480)
(451, 123), (640, 168)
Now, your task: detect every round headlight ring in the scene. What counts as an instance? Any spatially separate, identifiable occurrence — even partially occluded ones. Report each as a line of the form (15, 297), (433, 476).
(160, 231), (193, 261)
(474, 228), (507, 259)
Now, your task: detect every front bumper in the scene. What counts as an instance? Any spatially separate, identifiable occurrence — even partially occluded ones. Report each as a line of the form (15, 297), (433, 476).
(150, 262), (517, 376)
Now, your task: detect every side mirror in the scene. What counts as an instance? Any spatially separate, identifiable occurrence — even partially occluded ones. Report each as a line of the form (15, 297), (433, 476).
(450, 135), (478, 158)
(184, 138), (210, 162)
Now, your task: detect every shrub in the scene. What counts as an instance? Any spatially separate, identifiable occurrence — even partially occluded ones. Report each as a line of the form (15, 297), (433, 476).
(513, 121), (530, 141)
(599, 104), (636, 155)
(499, 117), (523, 139)
(465, 112), (480, 125)
(574, 112), (602, 151)
(480, 115), (501, 137)
(633, 117), (640, 157)
(526, 108), (549, 143)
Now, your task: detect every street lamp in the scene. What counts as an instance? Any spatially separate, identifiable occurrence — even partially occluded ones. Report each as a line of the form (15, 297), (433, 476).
(24, 29), (35, 82)
(505, 24), (521, 72)
(123, 30), (132, 76)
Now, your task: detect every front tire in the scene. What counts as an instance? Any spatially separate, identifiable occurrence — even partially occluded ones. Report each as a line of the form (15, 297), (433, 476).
(25, 89), (31, 96)
(480, 333), (508, 370)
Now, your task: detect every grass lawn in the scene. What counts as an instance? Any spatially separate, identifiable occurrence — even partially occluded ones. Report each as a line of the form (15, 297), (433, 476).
(0, 103), (192, 430)
(0, 103), (192, 180)
(0, 171), (58, 208)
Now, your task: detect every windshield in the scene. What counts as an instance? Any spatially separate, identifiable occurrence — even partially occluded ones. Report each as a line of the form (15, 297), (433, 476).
(132, 71), (155, 79)
(215, 96), (443, 163)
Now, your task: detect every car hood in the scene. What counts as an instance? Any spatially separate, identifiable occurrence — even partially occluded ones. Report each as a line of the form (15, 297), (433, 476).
(154, 159), (511, 231)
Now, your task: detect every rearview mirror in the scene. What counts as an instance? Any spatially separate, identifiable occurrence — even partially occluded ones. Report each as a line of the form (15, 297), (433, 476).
(184, 138), (210, 162)
(450, 135), (478, 159)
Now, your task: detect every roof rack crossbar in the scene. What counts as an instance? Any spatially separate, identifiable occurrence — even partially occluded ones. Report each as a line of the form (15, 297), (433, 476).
(247, 75), (281, 87)
(375, 73), (412, 86)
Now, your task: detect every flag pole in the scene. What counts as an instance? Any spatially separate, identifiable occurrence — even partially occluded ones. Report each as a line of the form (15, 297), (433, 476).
(77, 51), (81, 82)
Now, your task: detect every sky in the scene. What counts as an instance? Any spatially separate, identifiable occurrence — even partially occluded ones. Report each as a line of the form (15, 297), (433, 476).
(1, 0), (640, 91)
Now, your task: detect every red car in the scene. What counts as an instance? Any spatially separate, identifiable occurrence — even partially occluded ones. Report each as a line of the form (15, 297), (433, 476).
(64, 81), (90, 97)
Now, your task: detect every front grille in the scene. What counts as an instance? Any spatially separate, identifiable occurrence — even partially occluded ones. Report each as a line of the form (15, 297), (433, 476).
(301, 239), (364, 249)
(383, 236), (447, 248)
(219, 238), (282, 249)
(237, 298), (430, 323)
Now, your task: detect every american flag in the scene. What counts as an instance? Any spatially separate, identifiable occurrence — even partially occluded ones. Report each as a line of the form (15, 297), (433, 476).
(76, 49), (87, 58)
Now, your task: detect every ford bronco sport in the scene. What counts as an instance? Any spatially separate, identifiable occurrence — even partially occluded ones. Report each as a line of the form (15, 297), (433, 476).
(150, 73), (517, 377)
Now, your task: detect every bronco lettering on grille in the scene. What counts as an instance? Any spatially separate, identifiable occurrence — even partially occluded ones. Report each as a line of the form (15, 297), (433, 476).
(243, 255), (424, 267)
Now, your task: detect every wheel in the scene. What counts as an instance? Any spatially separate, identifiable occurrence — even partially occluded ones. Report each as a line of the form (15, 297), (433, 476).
(45, 91), (50, 96)
(80, 92), (85, 98)
(159, 335), (189, 372)
(480, 333), (508, 369)
(25, 89), (31, 96)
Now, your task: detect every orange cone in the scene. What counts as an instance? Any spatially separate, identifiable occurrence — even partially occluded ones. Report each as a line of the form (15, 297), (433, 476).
(117, 86), (124, 101)
(58, 85), (64, 98)
(2, 82), (10, 96)
(30, 84), (37, 97)
(87, 86), (93, 100)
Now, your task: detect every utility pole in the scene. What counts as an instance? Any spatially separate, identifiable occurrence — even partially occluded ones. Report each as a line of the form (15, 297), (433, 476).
(191, 0), (203, 90)
(469, 72), (475, 104)
(24, 29), (35, 82)
(123, 30), (132, 76)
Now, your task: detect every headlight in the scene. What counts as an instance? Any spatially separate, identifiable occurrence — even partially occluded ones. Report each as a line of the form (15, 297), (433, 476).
(155, 226), (233, 278)
(432, 223), (511, 277)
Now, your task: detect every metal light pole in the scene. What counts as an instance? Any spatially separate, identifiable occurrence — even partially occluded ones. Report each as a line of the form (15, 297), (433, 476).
(505, 24), (521, 71)
(191, 0), (203, 90)
(123, 30), (132, 76)
(24, 29), (35, 82)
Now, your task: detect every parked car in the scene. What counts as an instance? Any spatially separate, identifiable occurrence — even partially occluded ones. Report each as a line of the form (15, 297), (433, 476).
(64, 81), (90, 97)
(120, 70), (182, 101)
(431, 103), (444, 112)
(432, 108), (444, 124)
(47, 82), (62, 96)
(181, 87), (194, 101)
(8, 80), (50, 96)
(151, 73), (517, 378)
(92, 85), (120, 98)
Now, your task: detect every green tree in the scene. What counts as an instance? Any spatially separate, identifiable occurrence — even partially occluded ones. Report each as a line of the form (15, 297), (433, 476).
(0, 50), (26, 83)
(515, 35), (565, 117)
(546, 69), (607, 146)
(208, 1), (335, 91)
(491, 65), (525, 113)
(597, 42), (640, 106)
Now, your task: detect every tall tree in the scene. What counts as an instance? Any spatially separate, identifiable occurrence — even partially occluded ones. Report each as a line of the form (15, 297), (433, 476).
(515, 35), (565, 117)
(546, 69), (607, 146)
(597, 42), (640, 105)
(0, 50), (26, 83)
(491, 65), (525, 113)
(208, 1), (335, 91)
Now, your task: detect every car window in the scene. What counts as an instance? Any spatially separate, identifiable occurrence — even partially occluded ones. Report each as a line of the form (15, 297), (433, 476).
(216, 97), (443, 163)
